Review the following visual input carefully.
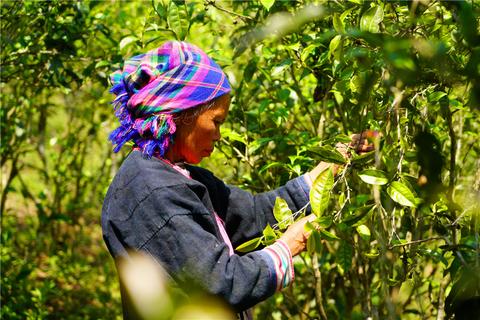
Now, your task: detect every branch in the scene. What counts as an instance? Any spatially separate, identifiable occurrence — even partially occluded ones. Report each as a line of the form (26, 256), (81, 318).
(272, 202), (309, 230)
(282, 287), (316, 320)
(219, 137), (269, 189)
(312, 252), (328, 320)
(446, 108), (457, 202)
(208, 1), (254, 22)
(436, 274), (450, 320)
(388, 237), (444, 249)
(0, 156), (19, 216)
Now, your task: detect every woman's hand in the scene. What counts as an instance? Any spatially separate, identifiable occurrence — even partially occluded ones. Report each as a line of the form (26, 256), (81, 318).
(279, 215), (317, 256)
(282, 131), (378, 257)
(335, 131), (378, 159)
(308, 131), (377, 182)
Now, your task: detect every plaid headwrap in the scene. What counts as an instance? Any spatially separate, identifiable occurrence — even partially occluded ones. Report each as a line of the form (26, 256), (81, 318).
(109, 41), (231, 157)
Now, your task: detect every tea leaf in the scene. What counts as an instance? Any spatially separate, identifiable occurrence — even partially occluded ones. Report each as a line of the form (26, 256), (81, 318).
(310, 168), (334, 216)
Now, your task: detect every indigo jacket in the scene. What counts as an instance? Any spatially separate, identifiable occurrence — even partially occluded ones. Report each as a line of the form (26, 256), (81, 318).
(102, 151), (310, 314)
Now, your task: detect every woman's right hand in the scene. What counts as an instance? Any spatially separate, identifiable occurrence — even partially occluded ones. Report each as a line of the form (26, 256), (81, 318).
(279, 215), (317, 257)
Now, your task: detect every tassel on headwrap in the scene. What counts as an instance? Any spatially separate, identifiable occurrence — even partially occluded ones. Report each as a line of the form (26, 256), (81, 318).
(108, 41), (231, 158)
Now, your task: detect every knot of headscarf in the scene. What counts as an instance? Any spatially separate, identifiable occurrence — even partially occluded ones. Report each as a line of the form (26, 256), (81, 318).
(108, 41), (231, 158)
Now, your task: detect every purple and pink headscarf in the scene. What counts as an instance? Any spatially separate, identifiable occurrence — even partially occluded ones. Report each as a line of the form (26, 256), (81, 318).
(109, 41), (231, 157)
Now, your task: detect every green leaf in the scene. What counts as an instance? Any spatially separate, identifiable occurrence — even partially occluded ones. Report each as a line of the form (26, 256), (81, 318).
(387, 181), (418, 207)
(351, 150), (375, 165)
(236, 237), (262, 253)
(273, 197), (293, 230)
(221, 128), (245, 144)
(388, 277), (400, 286)
(304, 221), (316, 232)
(248, 137), (271, 155)
(315, 215), (333, 228)
(358, 169), (388, 185)
(309, 145), (346, 164)
(310, 167), (334, 216)
(154, 2), (168, 18)
(333, 13), (345, 33)
(243, 59), (257, 82)
(259, 162), (284, 174)
(338, 192), (345, 207)
(168, 1), (189, 40)
(263, 224), (278, 245)
(94, 60), (109, 69)
(260, 0), (275, 10)
(364, 249), (379, 258)
(331, 89), (344, 105)
(391, 56), (416, 71)
(360, 5), (384, 33)
(349, 74), (363, 93)
(338, 240), (353, 272)
(344, 204), (375, 227)
(271, 64), (289, 77)
(300, 44), (318, 62)
(50, 213), (73, 223)
(277, 88), (290, 101)
(119, 36), (138, 51)
(334, 134), (352, 144)
(328, 35), (342, 61)
(428, 91), (447, 102)
(418, 248), (449, 266)
(307, 230), (323, 255)
(356, 224), (371, 241)
(320, 229), (340, 241)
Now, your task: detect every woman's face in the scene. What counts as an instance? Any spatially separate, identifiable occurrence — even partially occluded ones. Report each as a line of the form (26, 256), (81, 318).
(169, 94), (230, 164)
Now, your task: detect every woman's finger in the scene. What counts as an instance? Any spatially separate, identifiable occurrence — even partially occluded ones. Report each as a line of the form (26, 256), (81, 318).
(349, 133), (361, 144)
(351, 130), (380, 142)
(358, 142), (374, 152)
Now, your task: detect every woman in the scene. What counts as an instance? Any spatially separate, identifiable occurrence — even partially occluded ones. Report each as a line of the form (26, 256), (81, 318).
(102, 41), (372, 318)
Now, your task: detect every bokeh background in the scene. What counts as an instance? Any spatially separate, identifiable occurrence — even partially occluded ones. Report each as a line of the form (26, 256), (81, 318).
(2, 1), (479, 319)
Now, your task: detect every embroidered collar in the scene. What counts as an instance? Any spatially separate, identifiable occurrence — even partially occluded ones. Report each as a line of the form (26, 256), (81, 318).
(132, 147), (191, 178)
(158, 157), (191, 179)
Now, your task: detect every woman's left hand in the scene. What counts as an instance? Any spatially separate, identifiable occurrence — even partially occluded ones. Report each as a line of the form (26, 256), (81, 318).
(335, 131), (378, 159)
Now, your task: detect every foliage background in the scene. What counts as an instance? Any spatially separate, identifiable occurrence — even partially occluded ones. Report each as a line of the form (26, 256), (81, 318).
(1, 0), (479, 319)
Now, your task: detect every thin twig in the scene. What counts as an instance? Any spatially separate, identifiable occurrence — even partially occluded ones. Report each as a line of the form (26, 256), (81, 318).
(436, 274), (450, 320)
(272, 202), (309, 230)
(451, 209), (469, 226)
(388, 237), (443, 249)
(282, 288), (316, 320)
(208, 1), (254, 22)
(391, 86), (404, 174)
(334, 164), (352, 221)
(220, 137), (269, 189)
